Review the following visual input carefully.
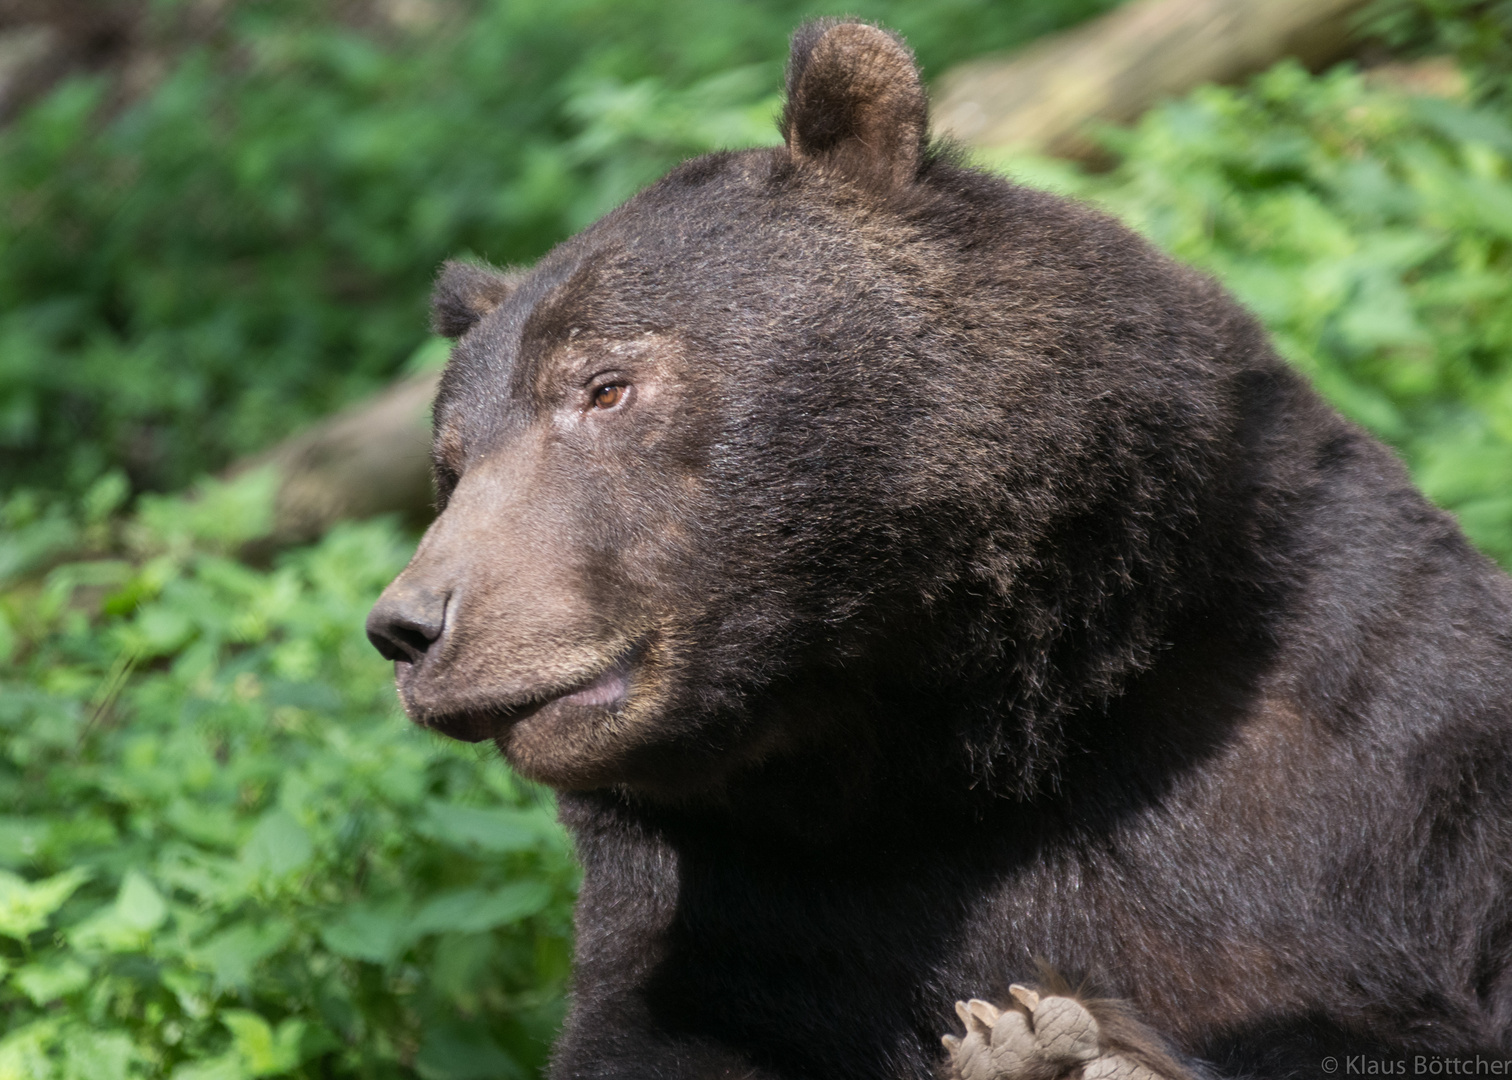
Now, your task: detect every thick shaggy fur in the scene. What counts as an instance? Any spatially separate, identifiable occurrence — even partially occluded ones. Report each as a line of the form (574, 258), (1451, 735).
(367, 20), (1512, 1079)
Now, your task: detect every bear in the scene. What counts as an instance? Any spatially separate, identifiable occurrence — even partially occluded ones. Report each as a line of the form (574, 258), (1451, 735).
(365, 18), (1512, 1080)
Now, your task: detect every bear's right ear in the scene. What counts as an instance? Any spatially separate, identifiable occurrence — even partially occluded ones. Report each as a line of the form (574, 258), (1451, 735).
(431, 260), (519, 339)
(781, 19), (929, 193)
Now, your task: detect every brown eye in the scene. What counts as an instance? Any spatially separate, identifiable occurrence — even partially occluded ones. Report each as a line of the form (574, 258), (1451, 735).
(592, 383), (626, 410)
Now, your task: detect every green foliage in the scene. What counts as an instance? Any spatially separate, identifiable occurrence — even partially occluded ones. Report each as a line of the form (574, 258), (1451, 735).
(0, 490), (576, 1079)
(0, 0), (1119, 497)
(987, 62), (1512, 564)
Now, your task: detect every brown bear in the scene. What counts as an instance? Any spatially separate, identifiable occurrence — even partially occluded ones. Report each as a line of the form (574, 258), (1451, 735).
(366, 19), (1512, 1080)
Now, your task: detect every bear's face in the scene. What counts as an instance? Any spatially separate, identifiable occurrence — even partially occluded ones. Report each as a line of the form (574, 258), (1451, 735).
(366, 20), (1227, 797)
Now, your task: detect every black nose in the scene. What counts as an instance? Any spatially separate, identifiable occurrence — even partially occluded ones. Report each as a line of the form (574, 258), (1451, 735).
(366, 584), (448, 664)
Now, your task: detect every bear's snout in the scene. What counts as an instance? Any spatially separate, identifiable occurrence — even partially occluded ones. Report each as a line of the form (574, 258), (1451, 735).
(366, 581), (447, 667)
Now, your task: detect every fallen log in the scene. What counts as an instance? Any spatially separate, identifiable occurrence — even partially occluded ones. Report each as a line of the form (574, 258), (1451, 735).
(236, 371), (440, 545)
(931, 0), (1371, 159)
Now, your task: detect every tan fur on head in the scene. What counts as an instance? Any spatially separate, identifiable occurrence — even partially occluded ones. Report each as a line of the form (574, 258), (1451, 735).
(781, 19), (929, 192)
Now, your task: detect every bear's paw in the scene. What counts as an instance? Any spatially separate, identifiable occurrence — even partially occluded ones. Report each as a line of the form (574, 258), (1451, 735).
(943, 986), (1166, 1080)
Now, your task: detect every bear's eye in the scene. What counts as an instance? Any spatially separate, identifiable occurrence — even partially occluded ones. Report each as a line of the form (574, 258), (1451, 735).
(592, 383), (627, 410)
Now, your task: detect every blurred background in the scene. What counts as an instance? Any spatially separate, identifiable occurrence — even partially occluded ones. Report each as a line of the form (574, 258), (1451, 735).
(1, 0), (1509, 1076)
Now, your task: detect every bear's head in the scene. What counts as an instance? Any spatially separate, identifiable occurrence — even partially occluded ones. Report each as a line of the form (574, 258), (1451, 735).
(366, 20), (1243, 798)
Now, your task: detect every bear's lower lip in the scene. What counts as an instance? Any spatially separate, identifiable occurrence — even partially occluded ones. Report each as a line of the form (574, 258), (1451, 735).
(405, 654), (632, 743)
(556, 657), (631, 708)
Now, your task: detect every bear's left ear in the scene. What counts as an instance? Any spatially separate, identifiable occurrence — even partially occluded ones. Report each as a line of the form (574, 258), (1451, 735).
(431, 260), (520, 339)
(781, 19), (929, 192)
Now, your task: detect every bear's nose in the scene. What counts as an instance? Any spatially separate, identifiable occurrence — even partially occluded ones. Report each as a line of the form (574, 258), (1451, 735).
(366, 584), (448, 664)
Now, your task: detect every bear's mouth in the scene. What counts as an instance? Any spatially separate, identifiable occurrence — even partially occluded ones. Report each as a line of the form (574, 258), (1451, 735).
(408, 651), (635, 743)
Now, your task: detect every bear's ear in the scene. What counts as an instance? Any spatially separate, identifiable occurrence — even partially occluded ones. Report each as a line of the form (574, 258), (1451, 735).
(781, 19), (929, 192)
(431, 260), (519, 339)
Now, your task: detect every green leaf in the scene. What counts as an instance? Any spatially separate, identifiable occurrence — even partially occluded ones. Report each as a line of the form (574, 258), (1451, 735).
(171, 1052), (251, 1080)
(116, 871), (168, 931)
(0, 1019), (61, 1080)
(0, 867), (89, 940)
(414, 1016), (523, 1080)
(0, 818), (51, 868)
(189, 921), (292, 990)
(70, 871), (169, 952)
(60, 1029), (134, 1080)
(411, 883), (553, 938)
(319, 899), (413, 965)
(416, 801), (556, 854)
(221, 1011), (305, 1078)
(240, 808), (313, 880)
(14, 958), (90, 1005)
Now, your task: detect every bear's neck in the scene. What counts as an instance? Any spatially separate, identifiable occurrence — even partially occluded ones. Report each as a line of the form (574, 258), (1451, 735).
(592, 565), (1284, 863)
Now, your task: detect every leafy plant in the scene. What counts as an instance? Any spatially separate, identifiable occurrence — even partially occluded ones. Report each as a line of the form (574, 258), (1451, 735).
(0, 488), (576, 1079)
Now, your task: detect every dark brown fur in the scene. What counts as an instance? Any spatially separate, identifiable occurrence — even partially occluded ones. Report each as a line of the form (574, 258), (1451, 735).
(368, 20), (1512, 1080)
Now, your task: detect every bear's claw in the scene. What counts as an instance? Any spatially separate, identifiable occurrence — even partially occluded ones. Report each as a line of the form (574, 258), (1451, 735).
(943, 992), (1161, 1080)
(1008, 984), (1040, 1012)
